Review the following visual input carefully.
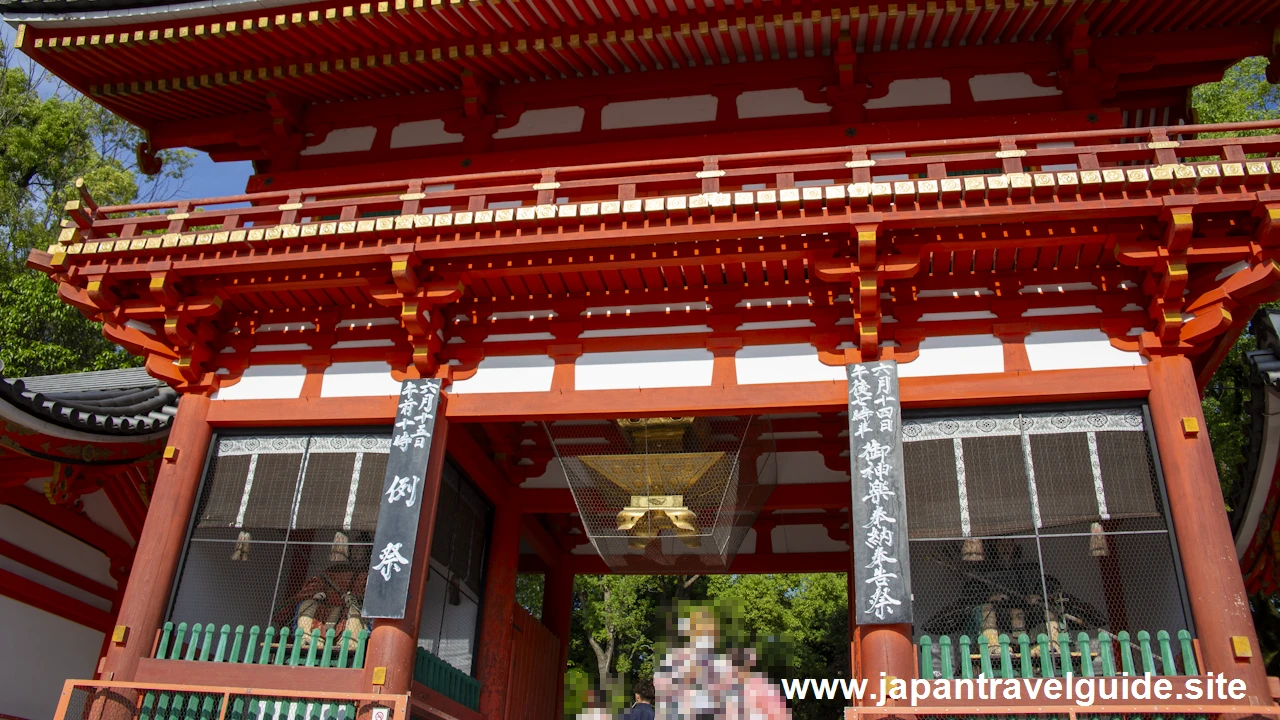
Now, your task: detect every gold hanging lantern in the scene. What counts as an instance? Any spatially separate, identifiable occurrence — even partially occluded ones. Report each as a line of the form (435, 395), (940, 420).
(578, 418), (724, 549)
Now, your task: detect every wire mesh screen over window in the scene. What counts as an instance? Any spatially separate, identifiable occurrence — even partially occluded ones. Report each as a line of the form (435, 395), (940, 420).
(903, 407), (1190, 658)
(546, 416), (777, 573)
(418, 461), (492, 675)
(169, 433), (390, 637)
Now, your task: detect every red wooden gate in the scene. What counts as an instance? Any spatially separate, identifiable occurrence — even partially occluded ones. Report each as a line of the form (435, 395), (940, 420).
(504, 605), (562, 720)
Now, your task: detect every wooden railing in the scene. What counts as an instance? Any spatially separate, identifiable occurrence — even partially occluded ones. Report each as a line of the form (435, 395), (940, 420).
(918, 629), (1199, 681)
(413, 648), (481, 711)
(53, 680), (406, 720)
(154, 621), (369, 670)
(845, 707), (1280, 720)
(46, 119), (1280, 262)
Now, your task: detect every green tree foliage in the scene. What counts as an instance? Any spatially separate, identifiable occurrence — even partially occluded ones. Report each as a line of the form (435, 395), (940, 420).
(566, 573), (847, 720)
(0, 41), (192, 377)
(1189, 57), (1280, 503)
(1191, 56), (1280, 125)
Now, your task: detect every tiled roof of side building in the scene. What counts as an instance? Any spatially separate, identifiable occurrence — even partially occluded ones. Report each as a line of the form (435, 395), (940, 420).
(0, 365), (178, 437)
(1229, 310), (1280, 539)
(0, 0), (178, 12)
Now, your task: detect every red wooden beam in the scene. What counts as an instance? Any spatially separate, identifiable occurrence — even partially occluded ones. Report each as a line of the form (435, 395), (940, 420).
(1, 486), (134, 564)
(446, 423), (511, 505)
(0, 566), (112, 631)
(561, 550), (850, 575)
(0, 538), (116, 601)
(520, 515), (565, 568)
(102, 473), (147, 542)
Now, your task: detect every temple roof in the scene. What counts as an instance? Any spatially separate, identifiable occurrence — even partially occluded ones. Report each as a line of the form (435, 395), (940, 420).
(0, 366), (178, 438)
(1232, 310), (1280, 592)
(1247, 311), (1280, 392)
(0, 0), (174, 14)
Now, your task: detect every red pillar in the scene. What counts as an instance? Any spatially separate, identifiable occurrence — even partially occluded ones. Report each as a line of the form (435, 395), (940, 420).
(855, 625), (914, 703)
(361, 413), (451, 695)
(477, 502), (522, 720)
(1147, 355), (1270, 702)
(542, 563), (575, 719)
(98, 393), (212, 682)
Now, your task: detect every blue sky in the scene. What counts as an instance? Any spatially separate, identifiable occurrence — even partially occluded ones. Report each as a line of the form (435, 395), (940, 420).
(178, 155), (254, 200)
(4, 22), (253, 200)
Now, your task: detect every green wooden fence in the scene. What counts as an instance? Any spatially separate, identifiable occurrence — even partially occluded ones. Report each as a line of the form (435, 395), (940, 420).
(414, 647), (481, 712)
(139, 693), (360, 720)
(919, 630), (1198, 680)
(154, 622), (369, 669)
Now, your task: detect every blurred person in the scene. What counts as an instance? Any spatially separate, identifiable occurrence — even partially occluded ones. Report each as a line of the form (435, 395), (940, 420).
(624, 679), (656, 720)
(577, 689), (612, 720)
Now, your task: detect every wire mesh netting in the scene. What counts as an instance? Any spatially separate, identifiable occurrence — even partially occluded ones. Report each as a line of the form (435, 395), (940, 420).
(902, 406), (1192, 675)
(169, 433), (391, 656)
(545, 416), (777, 572)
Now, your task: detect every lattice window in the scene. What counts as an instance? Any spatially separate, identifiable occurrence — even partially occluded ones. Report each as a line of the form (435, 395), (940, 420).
(418, 461), (492, 675)
(903, 406), (1190, 646)
(169, 433), (391, 634)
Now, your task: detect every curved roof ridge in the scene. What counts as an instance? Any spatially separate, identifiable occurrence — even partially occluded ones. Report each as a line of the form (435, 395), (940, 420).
(1, 366), (178, 438)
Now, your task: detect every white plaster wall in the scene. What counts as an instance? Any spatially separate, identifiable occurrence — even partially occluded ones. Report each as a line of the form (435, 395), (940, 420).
(300, 126), (377, 155)
(448, 355), (556, 394)
(968, 72), (1062, 102)
(212, 365), (307, 400)
(1024, 329), (1146, 371)
(898, 334), (1004, 377)
(520, 458), (569, 489)
(865, 78), (950, 109)
(0, 506), (116, 597)
(77, 490), (134, 546)
(320, 361), (402, 397)
(390, 119), (464, 148)
(494, 107), (585, 138)
(575, 349), (714, 390)
(0, 595), (104, 720)
(736, 88), (830, 118)
(735, 344), (846, 385)
(601, 95), (718, 129)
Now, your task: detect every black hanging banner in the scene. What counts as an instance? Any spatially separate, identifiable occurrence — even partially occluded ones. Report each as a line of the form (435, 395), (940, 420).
(848, 360), (913, 625)
(362, 378), (442, 619)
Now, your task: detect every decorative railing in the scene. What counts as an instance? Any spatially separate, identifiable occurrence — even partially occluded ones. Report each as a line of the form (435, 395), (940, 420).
(54, 680), (405, 720)
(844, 708), (1280, 720)
(43, 119), (1280, 264)
(413, 647), (481, 712)
(154, 621), (370, 669)
(918, 630), (1198, 681)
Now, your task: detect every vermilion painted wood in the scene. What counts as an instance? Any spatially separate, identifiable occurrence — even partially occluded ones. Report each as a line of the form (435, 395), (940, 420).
(0, 485), (134, 564)
(205, 367), (1150, 427)
(540, 564), (574, 720)
(0, 538), (117, 601)
(503, 605), (560, 720)
(99, 394), (212, 683)
(0, 566), (112, 631)
(133, 658), (365, 692)
(560, 550), (851, 575)
(476, 504), (521, 720)
(1146, 355), (1271, 703)
(410, 681), (486, 720)
(856, 624), (916, 701)
(446, 424), (512, 506)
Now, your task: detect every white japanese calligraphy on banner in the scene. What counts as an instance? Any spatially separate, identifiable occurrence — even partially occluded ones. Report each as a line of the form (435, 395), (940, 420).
(848, 360), (913, 625)
(363, 378), (442, 619)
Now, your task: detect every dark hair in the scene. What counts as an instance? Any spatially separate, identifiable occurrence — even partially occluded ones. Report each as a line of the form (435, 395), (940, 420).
(634, 678), (655, 703)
